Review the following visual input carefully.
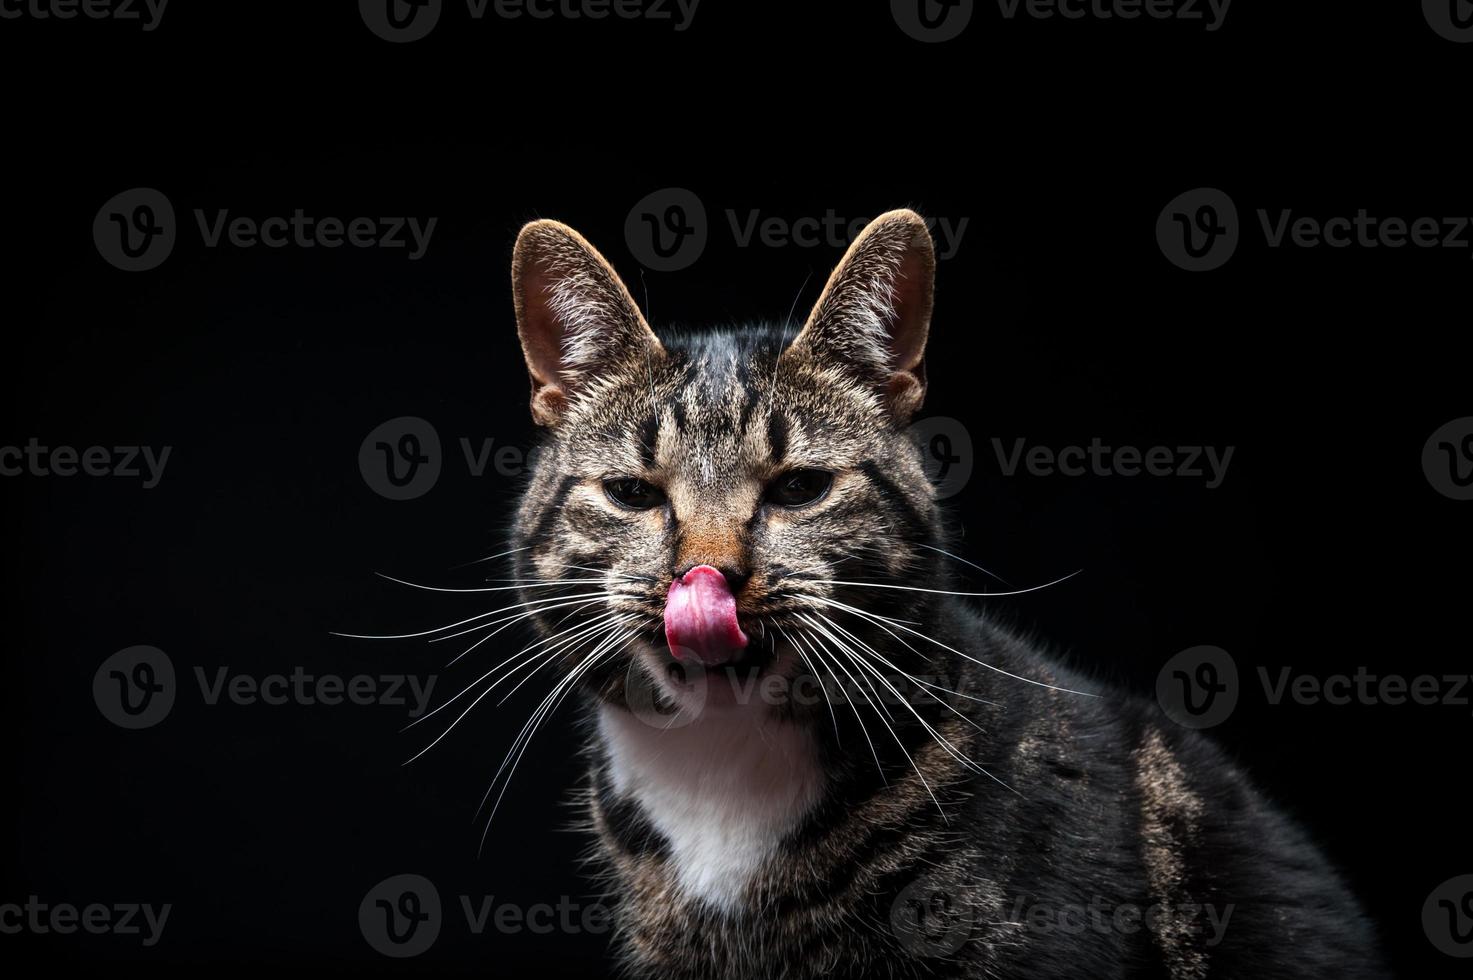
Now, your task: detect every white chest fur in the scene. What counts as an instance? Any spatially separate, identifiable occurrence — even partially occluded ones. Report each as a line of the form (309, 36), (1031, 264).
(598, 705), (825, 912)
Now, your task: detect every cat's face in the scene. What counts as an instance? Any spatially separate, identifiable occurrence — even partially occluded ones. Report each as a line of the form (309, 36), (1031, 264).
(509, 211), (941, 717)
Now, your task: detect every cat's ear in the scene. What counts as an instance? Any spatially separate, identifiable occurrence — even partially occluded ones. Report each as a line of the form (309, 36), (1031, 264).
(783, 208), (935, 421)
(512, 219), (663, 426)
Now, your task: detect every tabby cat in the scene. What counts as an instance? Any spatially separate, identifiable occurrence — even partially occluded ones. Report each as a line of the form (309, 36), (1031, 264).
(500, 210), (1384, 979)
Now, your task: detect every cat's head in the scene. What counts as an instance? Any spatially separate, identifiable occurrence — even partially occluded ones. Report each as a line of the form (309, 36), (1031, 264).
(508, 210), (944, 718)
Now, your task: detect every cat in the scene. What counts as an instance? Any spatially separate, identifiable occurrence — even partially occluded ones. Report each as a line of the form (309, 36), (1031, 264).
(500, 210), (1386, 979)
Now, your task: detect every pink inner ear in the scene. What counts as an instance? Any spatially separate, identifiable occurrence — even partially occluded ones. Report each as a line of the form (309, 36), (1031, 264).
(886, 245), (932, 374)
(519, 262), (570, 390)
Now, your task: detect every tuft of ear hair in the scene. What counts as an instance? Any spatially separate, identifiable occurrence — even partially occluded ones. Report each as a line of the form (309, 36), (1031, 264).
(511, 219), (663, 426)
(781, 208), (936, 421)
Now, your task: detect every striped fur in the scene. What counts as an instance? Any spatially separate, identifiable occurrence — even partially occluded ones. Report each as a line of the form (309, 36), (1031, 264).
(503, 212), (1386, 979)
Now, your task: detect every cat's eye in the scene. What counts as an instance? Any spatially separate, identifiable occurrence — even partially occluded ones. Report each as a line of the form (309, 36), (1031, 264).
(603, 477), (666, 510)
(766, 469), (833, 508)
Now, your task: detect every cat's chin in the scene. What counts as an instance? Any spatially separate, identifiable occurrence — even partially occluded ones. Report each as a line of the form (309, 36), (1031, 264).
(628, 629), (801, 719)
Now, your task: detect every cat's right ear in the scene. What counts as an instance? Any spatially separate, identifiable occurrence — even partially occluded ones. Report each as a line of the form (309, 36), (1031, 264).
(511, 219), (663, 427)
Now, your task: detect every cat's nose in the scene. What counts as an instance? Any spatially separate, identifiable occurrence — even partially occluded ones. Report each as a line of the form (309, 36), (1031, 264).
(674, 563), (749, 595)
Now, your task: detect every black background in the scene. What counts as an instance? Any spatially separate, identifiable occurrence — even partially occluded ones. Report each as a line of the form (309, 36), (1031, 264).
(2, 1), (1470, 977)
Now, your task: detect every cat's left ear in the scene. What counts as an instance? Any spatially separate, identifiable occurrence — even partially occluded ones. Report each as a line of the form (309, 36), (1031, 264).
(512, 219), (664, 427)
(783, 209), (935, 421)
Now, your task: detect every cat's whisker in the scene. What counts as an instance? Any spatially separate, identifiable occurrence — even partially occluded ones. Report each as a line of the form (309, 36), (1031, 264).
(804, 614), (1017, 798)
(812, 596), (1100, 698)
(793, 629), (887, 785)
(402, 616), (631, 763)
(488, 621), (642, 794)
(405, 611), (634, 737)
(815, 611), (999, 710)
(812, 568), (1082, 598)
(777, 624), (841, 745)
(798, 612), (985, 778)
(432, 595), (614, 647)
(802, 615), (898, 726)
(913, 542), (1011, 586)
(478, 626), (645, 853)
(802, 625), (945, 815)
(495, 615), (638, 707)
(788, 592), (922, 627)
(377, 573), (613, 594)
(452, 545), (532, 569)
(441, 595), (624, 665)
(528, 563), (654, 583)
(331, 589), (610, 641)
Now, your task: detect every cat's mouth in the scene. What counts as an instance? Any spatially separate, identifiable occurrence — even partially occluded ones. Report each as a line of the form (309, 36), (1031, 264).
(637, 615), (788, 713)
(616, 565), (798, 714)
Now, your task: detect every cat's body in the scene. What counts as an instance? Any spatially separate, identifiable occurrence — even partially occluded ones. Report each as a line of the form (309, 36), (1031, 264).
(502, 212), (1385, 978)
(586, 602), (1380, 980)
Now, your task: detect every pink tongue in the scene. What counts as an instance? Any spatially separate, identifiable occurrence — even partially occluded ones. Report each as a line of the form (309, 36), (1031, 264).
(664, 565), (750, 667)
